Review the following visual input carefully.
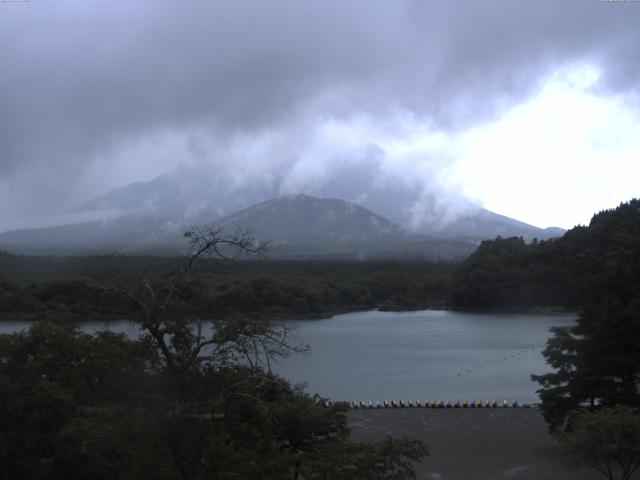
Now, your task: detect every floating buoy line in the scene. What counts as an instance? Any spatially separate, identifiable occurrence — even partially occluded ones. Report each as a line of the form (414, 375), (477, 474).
(324, 399), (537, 409)
(318, 348), (544, 410)
(454, 347), (540, 377)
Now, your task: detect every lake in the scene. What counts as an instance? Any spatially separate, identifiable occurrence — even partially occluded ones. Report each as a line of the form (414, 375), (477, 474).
(276, 310), (576, 403)
(0, 310), (575, 403)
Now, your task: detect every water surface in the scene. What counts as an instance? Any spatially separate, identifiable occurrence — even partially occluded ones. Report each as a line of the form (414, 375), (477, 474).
(275, 310), (575, 403)
(1, 310), (575, 403)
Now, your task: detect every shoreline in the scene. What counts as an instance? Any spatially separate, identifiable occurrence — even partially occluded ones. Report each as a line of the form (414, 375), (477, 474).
(0, 305), (576, 323)
(348, 408), (599, 480)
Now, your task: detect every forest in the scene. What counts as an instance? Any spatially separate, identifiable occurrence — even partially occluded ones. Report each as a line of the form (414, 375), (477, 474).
(3, 197), (639, 320)
(0, 254), (454, 321)
(450, 199), (640, 310)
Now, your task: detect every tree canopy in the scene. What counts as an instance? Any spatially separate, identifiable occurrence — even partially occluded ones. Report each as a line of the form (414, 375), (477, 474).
(557, 407), (640, 480)
(532, 300), (640, 430)
(0, 226), (427, 480)
(450, 199), (640, 310)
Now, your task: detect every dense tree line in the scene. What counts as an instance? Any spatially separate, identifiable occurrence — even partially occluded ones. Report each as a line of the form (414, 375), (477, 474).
(450, 199), (640, 310)
(0, 257), (453, 320)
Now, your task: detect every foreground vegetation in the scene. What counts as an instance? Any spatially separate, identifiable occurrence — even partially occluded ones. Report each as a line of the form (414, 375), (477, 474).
(0, 321), (426, 480)
(557, 407), (640, 480)
(0, 227), (426, 480)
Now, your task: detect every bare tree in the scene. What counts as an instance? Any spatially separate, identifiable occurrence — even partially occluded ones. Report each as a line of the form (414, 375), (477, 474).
(116, 225), (306, 373)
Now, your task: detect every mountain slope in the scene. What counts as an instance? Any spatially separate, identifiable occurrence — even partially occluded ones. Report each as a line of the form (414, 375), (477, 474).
(68, 164), (268, 223)
(0, 215), (183, 254)
(421, 208), (563, 241)
(207, 194), (478, 259)
(67, 164), (564, 240)
(0, 182), (561, 258)
(0, 195), (409, 255)
(0, 194), (479, 259)
(215, 194), (404, 245)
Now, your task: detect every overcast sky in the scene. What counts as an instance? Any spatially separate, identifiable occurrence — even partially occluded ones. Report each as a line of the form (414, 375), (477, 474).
(1, 0), (639, 230)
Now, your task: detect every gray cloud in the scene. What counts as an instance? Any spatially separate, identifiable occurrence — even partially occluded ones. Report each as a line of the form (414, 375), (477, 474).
(1, 0), (639, 223)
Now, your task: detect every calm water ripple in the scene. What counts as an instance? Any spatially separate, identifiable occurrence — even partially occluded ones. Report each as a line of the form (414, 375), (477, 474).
(0, 310), (575, 403)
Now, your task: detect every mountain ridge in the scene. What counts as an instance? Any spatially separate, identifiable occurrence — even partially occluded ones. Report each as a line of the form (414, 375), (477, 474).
(215, 193), (405, 241)
(65, 164), (564, 240)
(0, 194), (475, 259)
(0, 177), (565, 258)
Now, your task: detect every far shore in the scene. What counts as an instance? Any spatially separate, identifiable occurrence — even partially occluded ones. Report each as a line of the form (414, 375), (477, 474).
(0, 305), (576, 324)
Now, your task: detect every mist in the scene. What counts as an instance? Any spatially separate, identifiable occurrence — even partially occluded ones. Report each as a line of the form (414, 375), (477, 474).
(1, 0), (640, 230)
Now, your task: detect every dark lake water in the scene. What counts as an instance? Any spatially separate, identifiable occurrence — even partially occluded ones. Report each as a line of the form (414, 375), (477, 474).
(0, 310), (575, 404)
(277, 310), (576, 404)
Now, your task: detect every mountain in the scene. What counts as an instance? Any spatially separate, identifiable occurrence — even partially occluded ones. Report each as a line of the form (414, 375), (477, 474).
(542, 226), (566, 238)
(209, 194), (477, 259)
(420, 208), (564, 241)
(0, 160), (565, 256)
(68, 164), (271, 224)
(215, 194), (403, 246)
(0, 215), (183, 254)
(0, 194), (478, 259)
(66, 164), (563, 241)
(1, 194), (403, 255)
